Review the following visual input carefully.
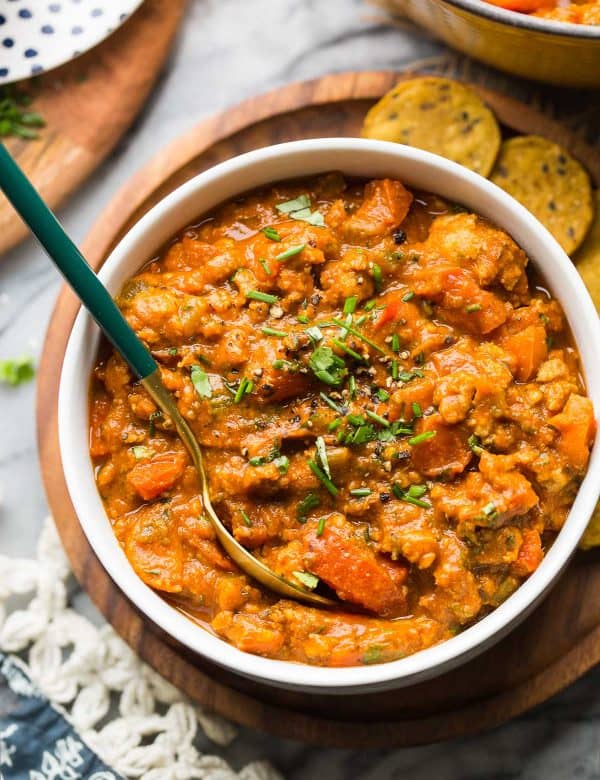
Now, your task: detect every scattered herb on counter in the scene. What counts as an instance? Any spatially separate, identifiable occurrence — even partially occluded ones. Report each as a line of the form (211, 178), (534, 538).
(0, 355), (35, 386)
(0, 86), (45, 139)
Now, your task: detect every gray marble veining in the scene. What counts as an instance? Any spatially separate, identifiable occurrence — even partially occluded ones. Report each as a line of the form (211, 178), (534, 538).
(0, 1), (599, 777)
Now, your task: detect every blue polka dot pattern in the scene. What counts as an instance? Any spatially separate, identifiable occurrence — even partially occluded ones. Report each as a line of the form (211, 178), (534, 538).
(0, 0), (143, 85)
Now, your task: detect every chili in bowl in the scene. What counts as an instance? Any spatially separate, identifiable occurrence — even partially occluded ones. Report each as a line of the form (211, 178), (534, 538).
(59, 139), (600, 693)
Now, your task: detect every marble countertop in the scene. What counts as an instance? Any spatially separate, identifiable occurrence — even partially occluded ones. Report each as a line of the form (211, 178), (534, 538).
(1, 0), (599, 777)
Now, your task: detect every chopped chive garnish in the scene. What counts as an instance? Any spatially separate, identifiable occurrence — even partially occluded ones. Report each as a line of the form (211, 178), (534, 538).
(297, 492), (321, 520)
(364, 300), (376, 312)
(148, 410), (162, 436)
(482, 501), (498, 517)
(317, 516), (326, 537)
(391, 333), (400, 353)
(344, 296), (358, 315)
(412, 402), (422, 418)
(190, 364), (212, 399)
(240, 509), (252, 527)
(355, 314), (367, 326)
(297, 313), (310, 324)
(293, 570), (319, 589)
(408, 430), (437, 446)
(306, 325), (323, 343)
(316, 436), (331, 478)
(350, 488), (372, 497)
(465, 303), (482, 313)
(372, 263), (383, 292)
(377, 388), (390, 402)
(331, 337), (365, 362)
(348, 374), (357, 400)
(308, 459), (339, 496)
(261, 326), (287, 338)
(365, 409), (390, 428)
(328, 418), (342, 432)
(262, 226), (282, 241)
(247, 290), (279, 304)
(320, 391), (345, 415)
(391, 359), (399, 380)
(168, 347), (179, 356)
(364, 526), (371, 542)
(328, 319), (385, 353)
(392, 483), (431, 508)
(234, 377), (253, 403)
(348, 413), (365, 426)
(402, 291), (415, 302)
(276, 244), (305, 261)
(259, 257), (272, 275)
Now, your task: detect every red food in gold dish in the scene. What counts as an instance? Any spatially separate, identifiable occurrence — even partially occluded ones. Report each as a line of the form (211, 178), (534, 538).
(89, 174), (595, 667)
(484, 0), (600, 23)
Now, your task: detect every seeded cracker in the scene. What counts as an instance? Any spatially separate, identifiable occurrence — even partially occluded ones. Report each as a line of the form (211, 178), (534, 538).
(361, 77), (501, 176)
(574, 190), (600, 314)
(491, 135), (593, 255)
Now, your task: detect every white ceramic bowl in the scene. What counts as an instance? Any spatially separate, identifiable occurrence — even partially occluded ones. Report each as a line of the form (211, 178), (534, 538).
(59, 139), (600, 694)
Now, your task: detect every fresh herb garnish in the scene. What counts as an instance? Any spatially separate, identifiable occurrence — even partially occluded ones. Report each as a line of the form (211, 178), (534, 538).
(320, 391), (345, 415)
(412, 402), (422, 418)
(372, 263), (383, 292)
(297, 492), (321, 521)
(468, 434), (484, 455)
(365, 409), (390, 428)
(331, 337), (365, 362)
(377, 388), (390, 402)
(273, 454), (290, 474)
(246, 289), (279, 304)
(350, 487), (372, 498)
(327, 318), (385, 354)
(275, 194), (324, 226)
(262, 226), (282, 241)
(316, 516), (326, 537)
(315, 436), (331, 478)
(261, 326), (287, 338)
(0, 86), (45, 139)
(190, 364), (212, 399)
(309, 345), (347, 386)
(408, 430), (436, 446)
(148, 410), (162, 436)
(297, 313), (310, 324)
(240, 509), (252, 527)
(402, 291), (415, 302)
(131, 445), (154, 460)
(305, 325), (323, 343)
(0, 355), (35, 386)
(259, 257), (272, 275)
(348, 374), (357, 400)
(276, 194), (310, 214)
(234, 377), (253, 403)
(308, 459), (339, 496)
(392, 483), (431, 508)
(391, 333), (400, 353)
(344, 296), (358, 315)
(465, 303), (482, 313)
(362, 645), (383, 664)
(276, 244), (305, 261)
(293, 570), (319, 589)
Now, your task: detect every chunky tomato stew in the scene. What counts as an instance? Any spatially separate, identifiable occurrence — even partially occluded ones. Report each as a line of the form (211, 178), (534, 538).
(89, 174), (595, 667)
(484, 0), (600, 23)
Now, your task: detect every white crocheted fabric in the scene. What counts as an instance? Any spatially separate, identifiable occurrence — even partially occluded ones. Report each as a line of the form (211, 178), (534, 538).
(0, 518), (282, 780)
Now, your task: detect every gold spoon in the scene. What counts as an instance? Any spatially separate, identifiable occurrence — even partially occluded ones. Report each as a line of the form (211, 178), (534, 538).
(0, 142), (336, 609)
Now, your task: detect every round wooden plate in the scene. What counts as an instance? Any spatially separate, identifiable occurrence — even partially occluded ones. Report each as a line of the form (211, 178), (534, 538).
(37, 69), (600, 748)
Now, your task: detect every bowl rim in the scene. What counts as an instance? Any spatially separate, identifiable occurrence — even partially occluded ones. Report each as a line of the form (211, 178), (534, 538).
(442, 0), (600, 38)
(59, 137), (600, 692)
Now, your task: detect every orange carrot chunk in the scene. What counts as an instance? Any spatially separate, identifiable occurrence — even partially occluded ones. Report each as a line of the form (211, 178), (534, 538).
(500, 324), (548, 381)
(549, 394), (596, 471)
(127, 452), (187, 501)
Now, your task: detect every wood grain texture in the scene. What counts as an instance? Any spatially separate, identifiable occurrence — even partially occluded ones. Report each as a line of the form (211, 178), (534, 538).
(0, 0), (187, 257)
(37, 70), (600, 748)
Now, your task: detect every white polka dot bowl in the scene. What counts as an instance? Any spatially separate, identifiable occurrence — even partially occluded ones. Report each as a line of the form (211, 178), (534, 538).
(0, 0), (144, 85)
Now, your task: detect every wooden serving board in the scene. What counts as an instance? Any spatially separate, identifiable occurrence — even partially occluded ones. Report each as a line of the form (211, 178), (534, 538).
(0, 0), (187, 257)
(37, 69), (600, 749)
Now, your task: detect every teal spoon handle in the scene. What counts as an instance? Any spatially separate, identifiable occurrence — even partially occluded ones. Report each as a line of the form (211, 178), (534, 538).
(0, 143), (157, 379)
